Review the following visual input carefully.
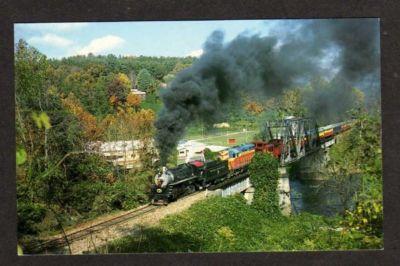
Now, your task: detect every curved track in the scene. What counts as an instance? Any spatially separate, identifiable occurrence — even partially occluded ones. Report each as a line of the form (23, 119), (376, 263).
(31, 204), (159, 253)
(30, 179), (241, 254)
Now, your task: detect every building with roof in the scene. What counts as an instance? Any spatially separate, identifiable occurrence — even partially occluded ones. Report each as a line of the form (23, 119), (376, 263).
(86, 140), (155, 169)
(177, 140), (227, 163)
(131, 88), (146, 100)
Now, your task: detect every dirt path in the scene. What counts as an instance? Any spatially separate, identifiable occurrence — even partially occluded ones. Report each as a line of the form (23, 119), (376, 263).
(51, 191), (208, 254)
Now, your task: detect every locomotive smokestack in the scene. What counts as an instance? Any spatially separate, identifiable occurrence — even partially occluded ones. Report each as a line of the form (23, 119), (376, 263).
(155, 19), (380, 163)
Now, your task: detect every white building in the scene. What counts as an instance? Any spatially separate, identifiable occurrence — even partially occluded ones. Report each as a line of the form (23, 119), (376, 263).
(213, 122), (230, 128)
(86, 140), (154, 169)
(177, 140), (205, 163)
(131, 89), (146, 100)
(177, 140), (227, 163)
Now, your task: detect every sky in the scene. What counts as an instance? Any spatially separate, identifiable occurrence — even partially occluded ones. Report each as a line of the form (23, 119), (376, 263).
(14, 20), (281, 59)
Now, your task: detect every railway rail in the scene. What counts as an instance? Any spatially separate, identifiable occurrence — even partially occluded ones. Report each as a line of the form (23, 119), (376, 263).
(29, 172), (249, 254)
(30, 203), (160, 253)
(30, 190), (209, 254)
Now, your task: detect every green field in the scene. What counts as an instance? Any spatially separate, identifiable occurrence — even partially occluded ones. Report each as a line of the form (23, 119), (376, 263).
(185, 130), (258, 147)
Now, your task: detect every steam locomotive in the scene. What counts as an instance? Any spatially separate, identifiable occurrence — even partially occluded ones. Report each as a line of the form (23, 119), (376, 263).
(151, 118), (351, 205)
(151, 143), (254, 205)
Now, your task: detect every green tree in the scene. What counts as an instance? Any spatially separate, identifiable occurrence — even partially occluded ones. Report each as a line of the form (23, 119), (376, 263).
(278, 88), (307, 118)
(171, 61), (191, 74)
(136, 69), (156, 93)
(323, 110), (382, 243)
(204, 148), (218, 161)
(15, 39), (51, 111)
(163, 73), (175, 84)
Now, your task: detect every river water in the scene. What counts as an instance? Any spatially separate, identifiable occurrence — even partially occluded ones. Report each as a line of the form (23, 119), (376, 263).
(289, 174), (361, 216)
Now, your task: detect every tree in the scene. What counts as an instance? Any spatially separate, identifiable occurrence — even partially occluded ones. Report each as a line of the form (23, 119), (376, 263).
(163, 73), (175, 84)
(136, 69), (156, 93)
(61, 93), (102, 141)
(322, 110), (382, 243)
(278, 88), (306, 118)
(15, 39), (49, 111)
(171, 61), (191, 74)
(126, 93), (142, 109)
(204, 148), (218, 161)
(107, 73), (132, 103)
(244, 101), (264, 115)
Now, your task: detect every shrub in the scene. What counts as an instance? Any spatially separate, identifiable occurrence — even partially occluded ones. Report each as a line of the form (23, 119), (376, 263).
(64, 153), (114, 182)
(249, 153), (280, 216)
(342, 198), (383, 238)
(67, 181), (108, 214)
(204, 148), (219, 161)
(17, 201), (46, 236)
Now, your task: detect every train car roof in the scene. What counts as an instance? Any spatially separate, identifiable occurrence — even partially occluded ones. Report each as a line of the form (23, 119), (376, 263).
(318, 122), (344, 131)
(228, 148), (240, 156)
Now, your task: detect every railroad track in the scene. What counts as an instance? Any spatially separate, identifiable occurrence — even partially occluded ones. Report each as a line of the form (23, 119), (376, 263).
(29, 179), (241, 254)
(30, 204), (159, 253)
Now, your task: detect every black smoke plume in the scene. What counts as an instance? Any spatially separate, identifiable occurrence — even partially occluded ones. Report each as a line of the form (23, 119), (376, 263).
(155, 19), (380, 163)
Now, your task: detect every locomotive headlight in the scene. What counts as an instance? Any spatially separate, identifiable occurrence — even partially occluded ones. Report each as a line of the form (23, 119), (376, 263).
(156, 188), (162, 193)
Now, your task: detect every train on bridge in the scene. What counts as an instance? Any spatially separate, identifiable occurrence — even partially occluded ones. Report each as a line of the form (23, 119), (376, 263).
(151, 117), (352, 205)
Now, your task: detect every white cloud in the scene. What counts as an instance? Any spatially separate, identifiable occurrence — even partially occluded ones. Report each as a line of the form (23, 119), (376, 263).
(22, 22), (89, 32)
(75, 35), (125, 55)
(28, 33), (73, 47)
(186, 49), (203, 58)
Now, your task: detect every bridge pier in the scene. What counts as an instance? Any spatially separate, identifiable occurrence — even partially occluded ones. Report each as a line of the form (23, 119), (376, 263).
(243, 186), (255, 205)
(278, 167), (291, 216)
(296, 149), (330, 180)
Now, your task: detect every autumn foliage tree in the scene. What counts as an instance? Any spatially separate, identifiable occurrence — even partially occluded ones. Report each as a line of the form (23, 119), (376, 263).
(107, 73), (132, 104)
(61, 93), (102, 141)
(244, 101), (264, 115)
(126, 93), (142, 109)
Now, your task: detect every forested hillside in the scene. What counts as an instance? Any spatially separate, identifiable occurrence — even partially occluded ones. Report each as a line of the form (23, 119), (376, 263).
(15, 39), (195, 249)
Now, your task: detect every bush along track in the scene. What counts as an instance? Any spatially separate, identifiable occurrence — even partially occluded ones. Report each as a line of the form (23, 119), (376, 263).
(101, 195), (382, 253)
(249, 153), (280, 217)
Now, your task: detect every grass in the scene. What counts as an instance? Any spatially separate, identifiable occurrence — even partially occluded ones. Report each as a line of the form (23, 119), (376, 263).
(140, 94), (163, 113)
(98, 195), (382, 253)
(184, 129), (258, 147)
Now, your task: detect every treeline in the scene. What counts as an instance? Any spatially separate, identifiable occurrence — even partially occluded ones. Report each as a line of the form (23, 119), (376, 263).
(211, 80), (368, 135)
(51, 53), (194, 81)
(15, 39), (194, 250)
